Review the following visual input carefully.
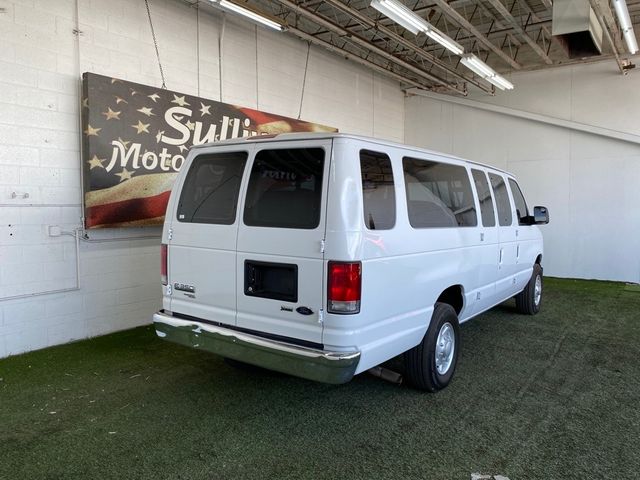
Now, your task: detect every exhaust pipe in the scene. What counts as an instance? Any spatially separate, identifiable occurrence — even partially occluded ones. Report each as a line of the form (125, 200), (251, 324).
(368, 366), (403, 385)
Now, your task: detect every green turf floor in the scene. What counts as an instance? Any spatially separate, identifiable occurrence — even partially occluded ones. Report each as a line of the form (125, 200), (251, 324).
(1, 278), (639, 480)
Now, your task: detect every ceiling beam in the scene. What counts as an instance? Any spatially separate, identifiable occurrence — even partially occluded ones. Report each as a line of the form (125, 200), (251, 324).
(517, 0), (565, 54)
(321, 0), (494, 93)
(274, 0), (467, 94)
(589, 0), (625, 72)
(483, 0), (554, 64)
(592, 0), (627, 53)
(286, 26), (436, 90)
(427, 0), (522, 69)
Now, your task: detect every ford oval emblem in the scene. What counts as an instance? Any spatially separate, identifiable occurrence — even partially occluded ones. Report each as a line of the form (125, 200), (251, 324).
(296, 306), (313, 316)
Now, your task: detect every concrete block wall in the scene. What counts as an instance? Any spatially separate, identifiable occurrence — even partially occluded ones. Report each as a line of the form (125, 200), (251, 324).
(405, 61), (640, 283)
(0, 0), (405, 358)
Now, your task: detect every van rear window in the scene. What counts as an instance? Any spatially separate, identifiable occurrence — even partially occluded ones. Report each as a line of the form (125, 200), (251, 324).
(177, 151), (248, 225)
(403, 157), (477, 228)
(243, 148), (324, 229)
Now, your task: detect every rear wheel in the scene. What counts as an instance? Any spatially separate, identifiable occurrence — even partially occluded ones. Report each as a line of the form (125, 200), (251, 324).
(404, 303), (460, 392)
(515, 264), (543, 315)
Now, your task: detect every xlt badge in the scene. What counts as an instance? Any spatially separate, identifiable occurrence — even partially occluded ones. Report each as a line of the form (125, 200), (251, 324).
(174, 283), (195, 293)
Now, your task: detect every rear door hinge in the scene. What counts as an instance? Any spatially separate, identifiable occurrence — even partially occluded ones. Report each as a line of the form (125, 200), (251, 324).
(318, 308), (324, 324)
(320, 239), (325, 254)
(167, 227), (173, 241)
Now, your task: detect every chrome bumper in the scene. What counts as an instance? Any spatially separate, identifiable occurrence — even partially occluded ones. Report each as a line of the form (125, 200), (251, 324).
(153, 311), (360, 384)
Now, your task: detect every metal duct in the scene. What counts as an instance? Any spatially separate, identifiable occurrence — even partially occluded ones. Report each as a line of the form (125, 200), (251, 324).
(552, 0), (604, 58)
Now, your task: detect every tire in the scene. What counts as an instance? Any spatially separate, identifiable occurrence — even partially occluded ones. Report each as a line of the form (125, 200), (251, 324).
(515, 264), (543, 315)
(404, 303), (460, 392)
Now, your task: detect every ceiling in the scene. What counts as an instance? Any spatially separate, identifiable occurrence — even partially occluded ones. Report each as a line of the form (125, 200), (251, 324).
(190, 0), (640, 95)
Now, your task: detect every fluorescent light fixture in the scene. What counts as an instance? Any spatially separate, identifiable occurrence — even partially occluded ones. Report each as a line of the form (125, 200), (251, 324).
(612, 0), (639, 54)
(370, 0), (464, 55)
(486, 75), (514, 91)
(460, 54), (514, 91)
(424, 27), (464, 56)
(210, 0), (285, 31)
(370, 0), (425, 34)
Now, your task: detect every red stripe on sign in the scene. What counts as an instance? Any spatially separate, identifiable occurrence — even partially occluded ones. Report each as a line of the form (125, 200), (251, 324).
(238, 107), (283, 126)
(86, 190), (171, 227)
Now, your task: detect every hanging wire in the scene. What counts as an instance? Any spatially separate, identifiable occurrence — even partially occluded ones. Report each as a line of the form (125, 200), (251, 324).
(297, 42), (311, 120)
(196, 3), (201, 96)
(144, 0), (167, 89)
(255, 25), (259, 109)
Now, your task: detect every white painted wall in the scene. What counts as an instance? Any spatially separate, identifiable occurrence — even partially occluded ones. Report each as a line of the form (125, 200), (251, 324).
(0, 0), (405, 358)
(405, 61), (640, 283)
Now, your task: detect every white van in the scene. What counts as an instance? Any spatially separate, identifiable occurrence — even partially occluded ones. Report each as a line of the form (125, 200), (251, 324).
(153, 133), (549, 392)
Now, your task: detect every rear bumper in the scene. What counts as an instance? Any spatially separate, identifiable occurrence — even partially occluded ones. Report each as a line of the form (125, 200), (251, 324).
(153, 311), (360, 384)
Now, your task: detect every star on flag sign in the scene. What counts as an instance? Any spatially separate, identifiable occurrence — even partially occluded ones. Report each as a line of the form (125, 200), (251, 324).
(102, 108), (121, 120)
(131, 120), (150, 134)
(87, 155), (105, 169)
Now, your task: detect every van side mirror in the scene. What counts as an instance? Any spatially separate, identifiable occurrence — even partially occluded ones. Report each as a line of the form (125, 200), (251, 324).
(533, 206), (549, 225)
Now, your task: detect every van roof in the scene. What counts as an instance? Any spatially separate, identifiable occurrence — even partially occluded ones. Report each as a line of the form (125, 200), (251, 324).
(192, 132), (512, 176)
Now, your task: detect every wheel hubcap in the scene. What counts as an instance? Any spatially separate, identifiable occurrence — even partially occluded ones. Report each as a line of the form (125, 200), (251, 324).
(534, 275), (542, 306)
(435, 322), (455, 375)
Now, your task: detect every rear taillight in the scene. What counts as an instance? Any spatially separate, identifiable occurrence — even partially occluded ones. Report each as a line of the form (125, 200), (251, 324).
(327, 261), (361, 314)
(161, 244), (168, 286)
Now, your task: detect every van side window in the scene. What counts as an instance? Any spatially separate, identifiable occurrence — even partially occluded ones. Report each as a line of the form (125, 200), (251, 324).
(177, 151), (248, 225)
(402, 157), (477, 228)
(243, 148), (324, 229)
(360, 150), (396, 230)
(471, 169), (496, 227)
(488, 173), (512, 226)
(508, 178), (529, 225)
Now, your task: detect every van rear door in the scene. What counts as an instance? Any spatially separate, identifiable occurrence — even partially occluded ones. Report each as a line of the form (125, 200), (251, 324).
(167, 146), (252, 326)
(235, 141), (331, 345)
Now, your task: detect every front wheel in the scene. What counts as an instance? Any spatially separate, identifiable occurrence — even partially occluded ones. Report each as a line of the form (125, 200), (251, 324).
(515, 263), (543, 315)
(404, 303), (460, 392)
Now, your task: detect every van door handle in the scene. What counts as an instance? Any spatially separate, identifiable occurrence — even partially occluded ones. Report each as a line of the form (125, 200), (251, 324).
(499, 248), (503, 265)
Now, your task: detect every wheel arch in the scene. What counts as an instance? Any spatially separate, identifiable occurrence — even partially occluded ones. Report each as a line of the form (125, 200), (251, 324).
(436, 284), (464, 315)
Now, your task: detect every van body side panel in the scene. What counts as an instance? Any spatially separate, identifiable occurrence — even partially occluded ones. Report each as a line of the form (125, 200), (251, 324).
(234, 140), (332, 344)
(323, 141), (486, 373)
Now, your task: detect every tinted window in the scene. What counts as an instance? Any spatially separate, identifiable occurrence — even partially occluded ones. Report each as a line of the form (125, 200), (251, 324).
(402, 157), (477, 228)
(360, 150), (396, 230)
(177, 151), (247, 224)
(489, 173), (512, 226)
(243, 148), (324, 229)
(472, 169), (496, 227)
(508, 178), (529, 225)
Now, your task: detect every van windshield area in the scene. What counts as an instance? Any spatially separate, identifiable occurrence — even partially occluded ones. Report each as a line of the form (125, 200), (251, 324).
(243, 148), (325, 229)
(177, 151), (248, 224)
